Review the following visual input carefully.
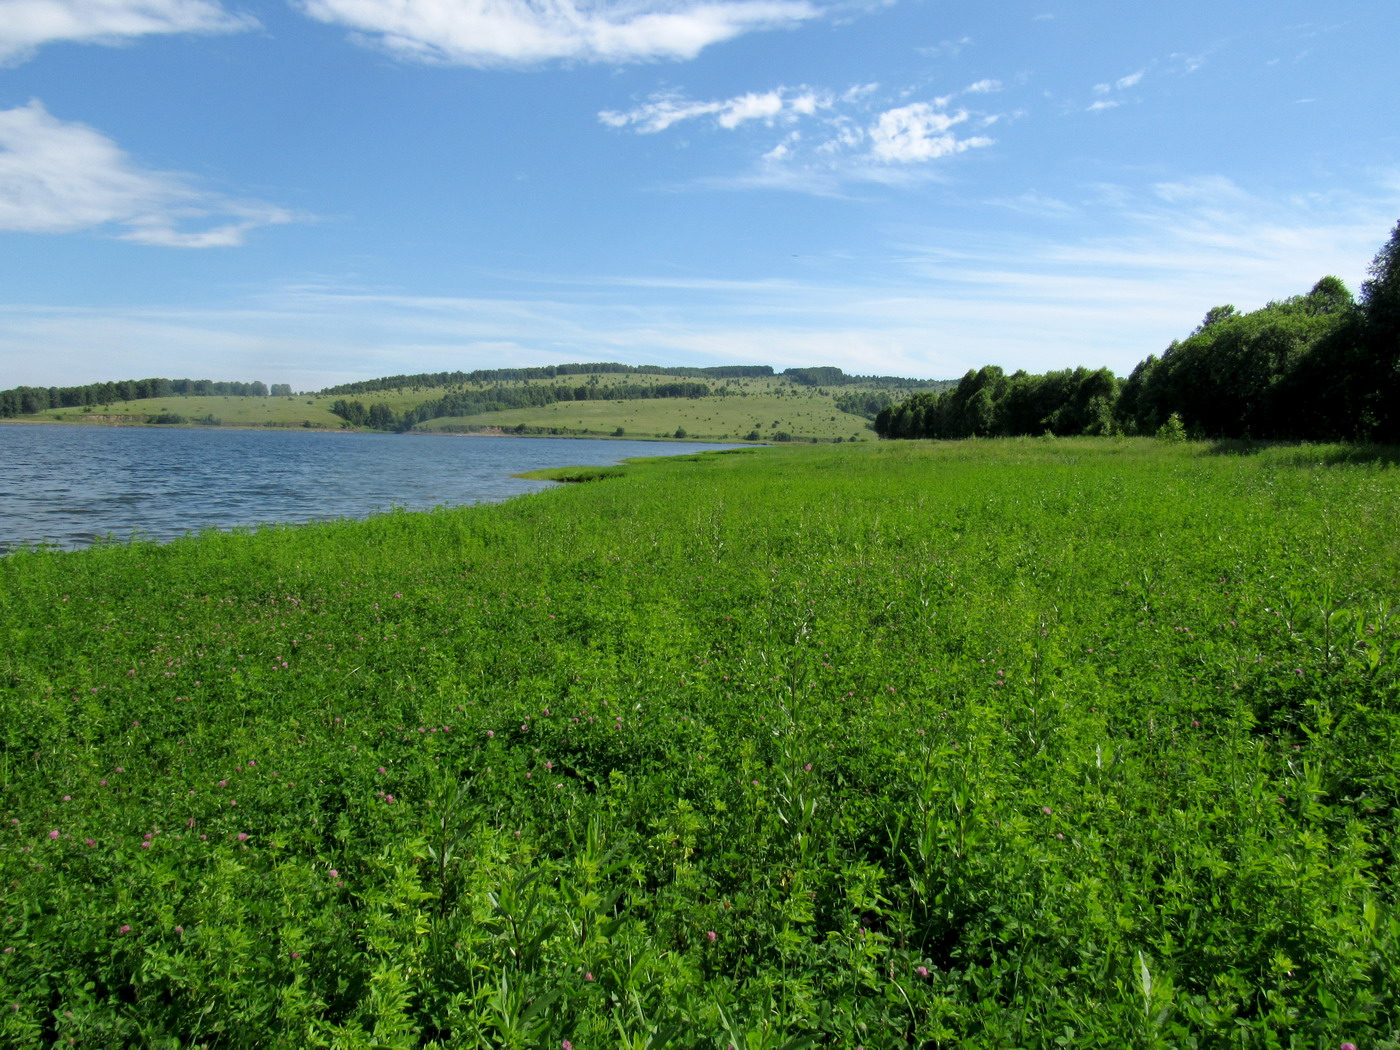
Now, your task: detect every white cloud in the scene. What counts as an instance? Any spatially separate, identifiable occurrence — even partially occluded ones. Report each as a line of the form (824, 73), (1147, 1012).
(0, 0), (253, 65)
(295, 0), (820, 66)
(917, 36), (971, 58)
(0, 100), (297, 247)
(1086, 99), (1120, 112)
(603, 85), (997, 185)
(869, 104), (991, 163)
(1115, 70), (1145, 90)
(600, 86), (831, 134)
(964, 78), (1001, 94)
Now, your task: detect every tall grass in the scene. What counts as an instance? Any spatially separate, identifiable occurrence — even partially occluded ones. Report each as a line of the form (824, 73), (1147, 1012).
(1, 438), (1397, 1047)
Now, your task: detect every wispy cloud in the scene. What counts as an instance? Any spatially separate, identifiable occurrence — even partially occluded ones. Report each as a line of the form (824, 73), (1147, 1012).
(0, 100), (299, 247)
(1086, 67), (1145, 112)
(602, 83), (996, 189)
(600, 87), (830, 133)
(0, 0), (253, 66)
(294, 0), (820, 67)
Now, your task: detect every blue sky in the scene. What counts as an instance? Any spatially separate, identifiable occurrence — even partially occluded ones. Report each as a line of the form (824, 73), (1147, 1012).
(1, 0), (1397, 391)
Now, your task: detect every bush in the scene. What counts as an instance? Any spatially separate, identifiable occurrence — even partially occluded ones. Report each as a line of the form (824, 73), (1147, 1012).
(1156, 412), (1187, 442)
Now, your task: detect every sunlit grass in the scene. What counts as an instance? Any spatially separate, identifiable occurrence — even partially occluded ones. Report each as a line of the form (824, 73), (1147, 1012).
(2, 437), (1397, 1046)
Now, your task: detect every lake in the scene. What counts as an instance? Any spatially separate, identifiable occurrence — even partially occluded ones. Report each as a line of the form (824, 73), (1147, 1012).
(0, 424), (737, 554)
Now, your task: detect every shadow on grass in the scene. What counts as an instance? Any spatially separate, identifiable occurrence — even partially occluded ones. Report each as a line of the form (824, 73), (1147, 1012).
(1203, 439), (1400, 467)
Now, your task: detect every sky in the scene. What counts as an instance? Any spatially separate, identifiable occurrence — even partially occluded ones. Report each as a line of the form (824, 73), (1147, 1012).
(1, 0), (1397, 392)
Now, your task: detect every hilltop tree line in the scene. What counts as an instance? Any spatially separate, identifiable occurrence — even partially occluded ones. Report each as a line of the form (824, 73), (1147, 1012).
(0, 379), (292, 417)
(319, 363), (950, 398)
(877, 221), (1400, 443)
(321, 363), (773, 396)
(330, 380), (716, 432)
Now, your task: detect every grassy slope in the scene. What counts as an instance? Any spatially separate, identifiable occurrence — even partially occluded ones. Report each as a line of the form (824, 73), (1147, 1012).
(2, 438), (1398, 1047)
(417, 390), (872, 441)
(18, 373), (886, 440)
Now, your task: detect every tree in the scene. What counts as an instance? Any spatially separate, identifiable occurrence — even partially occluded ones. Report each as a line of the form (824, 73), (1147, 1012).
(1361, 221), (1400, 339)
(1195, 304), (1237, 335)
(1359, 220), (1400, 440)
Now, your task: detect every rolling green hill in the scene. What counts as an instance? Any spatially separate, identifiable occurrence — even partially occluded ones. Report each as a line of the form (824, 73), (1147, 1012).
(11, 365), (952, 442)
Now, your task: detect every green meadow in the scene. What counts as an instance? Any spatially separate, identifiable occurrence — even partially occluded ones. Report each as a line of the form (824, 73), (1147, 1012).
(30, 395), (356, 430)
(2, 438), (1398, 1048)
(415, 390), (870, 442)
(19, 372), (891, 442)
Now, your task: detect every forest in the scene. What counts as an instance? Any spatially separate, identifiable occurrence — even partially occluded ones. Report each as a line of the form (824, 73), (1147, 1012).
(876, 221), (1400, 443)
(0, 379), (292, 418)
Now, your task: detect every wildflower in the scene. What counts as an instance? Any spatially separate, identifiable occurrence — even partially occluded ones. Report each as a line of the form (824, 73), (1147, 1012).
(915, 966), (929, 978)
(236, 832), (249, 842)
(174, 926), (183, 935)
(118, 925), (131, 935)
(48, 830), (59, 840)
(1041, 806), (1053, 815)
(1340, 1044), (1357, 1050)
(585, 971), (594, 981)
(329, 869), (339, 878)
(563, 1042), (572, 1050)
(707, 931), (717, 942)
(84, 838), (95, 847)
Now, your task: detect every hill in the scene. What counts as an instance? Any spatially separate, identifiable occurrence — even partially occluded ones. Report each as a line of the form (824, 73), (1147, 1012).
(3, 365), (955, 443)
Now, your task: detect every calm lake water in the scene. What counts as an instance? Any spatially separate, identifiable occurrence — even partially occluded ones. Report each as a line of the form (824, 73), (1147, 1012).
(0, 425), (737, 554)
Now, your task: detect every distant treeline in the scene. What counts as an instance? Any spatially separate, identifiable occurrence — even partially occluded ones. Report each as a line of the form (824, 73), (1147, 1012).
(321, 363), (772, 396)
(319, 362), (952, 398)
(0, 379), (292, 417)
(780, 366), (949, 390)
(877, 221), (1400, 443)
(331, 380), (715, 432)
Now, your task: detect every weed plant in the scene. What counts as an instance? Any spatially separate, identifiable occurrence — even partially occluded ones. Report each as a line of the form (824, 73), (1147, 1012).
(1, 438), (1398, 1048)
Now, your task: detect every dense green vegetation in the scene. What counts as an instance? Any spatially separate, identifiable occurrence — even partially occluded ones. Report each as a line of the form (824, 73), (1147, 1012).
(877, 221), (1400, 443)
(3, 438), (1397, 1047)
(0, 380), (291, 418)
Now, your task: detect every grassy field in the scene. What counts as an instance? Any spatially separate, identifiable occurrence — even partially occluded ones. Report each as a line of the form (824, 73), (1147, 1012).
(2, 438), (1398, 1047)
(417, 390), (872, 441)
(29, 394), (352, 429)
(18, 373), (890, 441)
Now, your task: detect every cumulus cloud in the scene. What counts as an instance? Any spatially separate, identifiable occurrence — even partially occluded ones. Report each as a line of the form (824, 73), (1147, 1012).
(0, 100), (296, 247)
(869, 103), (990, 163)
(0, 0), (253, 65)
(295, 0), (819, 66)
(964, 78), (1001, 94)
